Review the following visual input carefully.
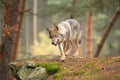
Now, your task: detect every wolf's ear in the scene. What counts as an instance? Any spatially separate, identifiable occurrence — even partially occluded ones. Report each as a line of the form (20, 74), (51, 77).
(46, 27), (50, 32)
(54, 24), (59, 31)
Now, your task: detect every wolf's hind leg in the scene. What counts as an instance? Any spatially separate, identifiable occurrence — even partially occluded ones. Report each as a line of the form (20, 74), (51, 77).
(78, 30), (82, 44)
(73, 40), (80, 57)
(73, 30), (82, 57)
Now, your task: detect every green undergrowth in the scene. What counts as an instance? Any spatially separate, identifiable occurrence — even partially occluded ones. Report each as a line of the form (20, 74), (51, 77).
(54, 67), (72, 79)
(54, 73), (63, 79)
(35, 62), (61, 75)
(76, 69), (86, 75)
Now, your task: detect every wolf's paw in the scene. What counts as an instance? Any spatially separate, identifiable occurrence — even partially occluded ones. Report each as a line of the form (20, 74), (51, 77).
(60, 55), (66, 61)
(73, 54), (79, 57)
(65, 48), (72, 56)
(65, 52), (69, 56)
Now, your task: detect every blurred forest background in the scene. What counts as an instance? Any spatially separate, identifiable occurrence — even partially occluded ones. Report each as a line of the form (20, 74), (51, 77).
(0, 0), (120, 58)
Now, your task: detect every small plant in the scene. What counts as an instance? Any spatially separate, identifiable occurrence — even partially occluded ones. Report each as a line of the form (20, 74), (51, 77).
(53, 67), (70, 79)
(92, 67), (99, 74)
(54, 73), (63, 79)
(77, 69), (86, 75)
(35, 63), (41, 67)
(42, 62), (60, 75)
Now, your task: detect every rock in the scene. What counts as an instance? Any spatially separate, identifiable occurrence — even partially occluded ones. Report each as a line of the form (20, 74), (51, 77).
(28, 67), (48, 80)
(17, 61), (33, 79)
(10, 61), (48, 80)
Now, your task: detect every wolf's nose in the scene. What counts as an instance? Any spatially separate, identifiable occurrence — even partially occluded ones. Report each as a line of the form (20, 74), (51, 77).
(52, 42), (57, 46)
(52, 42), (54, 45)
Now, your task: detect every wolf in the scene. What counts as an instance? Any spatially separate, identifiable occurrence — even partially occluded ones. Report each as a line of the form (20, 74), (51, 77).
(46, 19), (82, 60)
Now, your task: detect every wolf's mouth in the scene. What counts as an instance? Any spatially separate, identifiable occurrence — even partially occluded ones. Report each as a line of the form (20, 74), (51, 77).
(54, 44), (57, 46)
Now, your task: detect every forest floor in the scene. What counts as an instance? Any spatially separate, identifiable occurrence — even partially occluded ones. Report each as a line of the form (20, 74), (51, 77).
(47, 56), (120, 80)
(14, 55), (120, 80)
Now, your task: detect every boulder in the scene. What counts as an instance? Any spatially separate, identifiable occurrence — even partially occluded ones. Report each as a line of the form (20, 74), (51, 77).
(10, 61), (48, 80)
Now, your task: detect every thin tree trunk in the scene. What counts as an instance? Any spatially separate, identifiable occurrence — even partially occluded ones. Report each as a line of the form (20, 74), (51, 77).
(94, 7), (120, 57)
(25, 14), (30, 56)
(33, 0), (38, 44)
(86, 11), (93, 58)
(70, 0), (77, 19)
(0, 0), (26, 80)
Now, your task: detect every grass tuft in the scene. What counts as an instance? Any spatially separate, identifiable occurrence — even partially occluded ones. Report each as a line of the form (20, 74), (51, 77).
(77, 69), (86, 75)
(42, 62), (60, 75)
(54, 73), (63, 79)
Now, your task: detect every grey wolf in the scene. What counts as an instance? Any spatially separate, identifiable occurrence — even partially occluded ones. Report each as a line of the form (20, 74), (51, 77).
(46, 19), (82, 60)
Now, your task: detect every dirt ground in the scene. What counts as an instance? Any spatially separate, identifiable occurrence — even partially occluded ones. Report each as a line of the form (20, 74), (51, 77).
(14, 55), (120, 80)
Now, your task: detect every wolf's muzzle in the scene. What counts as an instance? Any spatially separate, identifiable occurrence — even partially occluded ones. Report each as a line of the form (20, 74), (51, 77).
(52, 42), (57, 46)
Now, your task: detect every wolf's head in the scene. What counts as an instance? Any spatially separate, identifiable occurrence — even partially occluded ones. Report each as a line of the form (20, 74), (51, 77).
(46, 26), (63, 46)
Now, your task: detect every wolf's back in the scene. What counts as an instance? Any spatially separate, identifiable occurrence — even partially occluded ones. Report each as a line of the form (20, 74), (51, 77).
(66, 19), (81, 29)
(66, 19), (81, 39)
(57, 19), (81, 40)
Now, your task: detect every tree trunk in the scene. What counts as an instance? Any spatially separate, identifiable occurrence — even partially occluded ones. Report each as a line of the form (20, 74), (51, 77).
(0, 0), (26, 80)
(86, 11), (93, 57)
(70, 0), (77, 19)
(33, 0), (38, 44)
(94, 7), (120, 57)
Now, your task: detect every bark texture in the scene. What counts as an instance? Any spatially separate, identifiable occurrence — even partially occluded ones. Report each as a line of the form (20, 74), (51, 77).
(0, 0), (26, 80)
(86, 11), (93, 57)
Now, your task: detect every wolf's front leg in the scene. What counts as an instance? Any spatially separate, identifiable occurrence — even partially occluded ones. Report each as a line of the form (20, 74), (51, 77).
(64, 41), (72, 56)
(58, 43), (66, 60)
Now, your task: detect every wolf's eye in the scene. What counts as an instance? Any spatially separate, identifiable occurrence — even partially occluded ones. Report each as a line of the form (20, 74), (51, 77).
(49, 36), (52, 38)
(54, 35), (57, 37)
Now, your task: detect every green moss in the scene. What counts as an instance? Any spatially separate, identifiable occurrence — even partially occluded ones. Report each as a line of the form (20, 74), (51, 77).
(35, 63), (41, 67)
(92, 67), (99, 74)
(42, 62), (60, 75)
(35, 62), (61, 75)
(53, 67), (71, 79)
(77, 69), (86, 75)
(115, 73), (120, 79)
(83, 62), (95, 69)
(54, 73), (63, 79)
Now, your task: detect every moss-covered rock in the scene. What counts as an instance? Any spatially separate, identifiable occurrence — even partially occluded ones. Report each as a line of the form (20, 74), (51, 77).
(10, 61), (48, 80)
